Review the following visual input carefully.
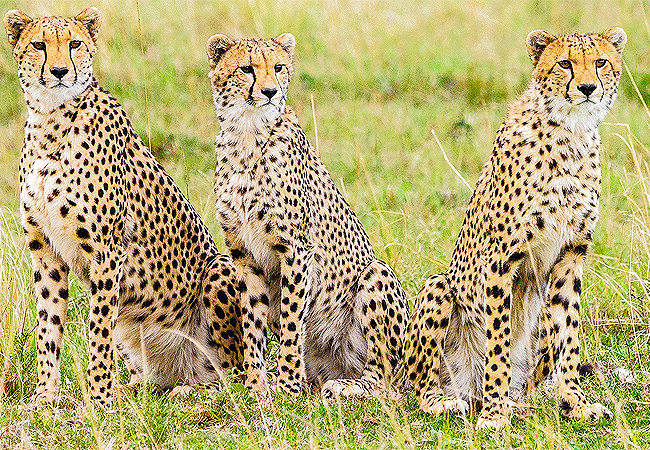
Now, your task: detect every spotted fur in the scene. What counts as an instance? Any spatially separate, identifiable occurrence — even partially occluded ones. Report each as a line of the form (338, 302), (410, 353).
(406, 28), (626, 429)
(207, 34), (409, 398)
(5, 8), (244, 408)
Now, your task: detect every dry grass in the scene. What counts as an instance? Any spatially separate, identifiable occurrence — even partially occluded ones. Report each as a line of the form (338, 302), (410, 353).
(0, 0), (648, 448)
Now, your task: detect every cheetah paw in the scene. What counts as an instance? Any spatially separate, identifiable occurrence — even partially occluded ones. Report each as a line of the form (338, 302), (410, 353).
(565, 402), (612, 422)
(244, 377), (273, 407)
(168, 385), (195, 398)
(476, 412), (510, 431)
(321, 380), (364, 401)
(420, 395), (469, 416)
(26, 390), (58, 411)
(245, 371), (271, 396)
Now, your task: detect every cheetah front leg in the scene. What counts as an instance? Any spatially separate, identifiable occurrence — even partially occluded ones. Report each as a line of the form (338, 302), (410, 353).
(25, 230), (70, 408)
(86, 246), (125, 408)
(477, 250), (521, 431)
(322, 260), (409, 400)
(543, 244), (612, 421)
(524, 304), (556, 394)
(404, 274), (468, 415)
(225, 233), (271, 396)
(275, 244), (309, 395)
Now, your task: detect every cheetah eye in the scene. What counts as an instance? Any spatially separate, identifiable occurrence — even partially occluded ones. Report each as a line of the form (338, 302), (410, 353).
(274, 64), (284, 73)
(557, 60), (572, 69)
(240, 65), (254, 74)
(595, 59), (607, 68)
(32, 41), (46, 51)
(70, 40), (82, 49)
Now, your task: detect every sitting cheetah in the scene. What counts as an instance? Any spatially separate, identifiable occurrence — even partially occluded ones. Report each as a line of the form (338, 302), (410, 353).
(406, 28), (626, 429)
(5, 8), (243, 407)
(206, 33), (409, 398)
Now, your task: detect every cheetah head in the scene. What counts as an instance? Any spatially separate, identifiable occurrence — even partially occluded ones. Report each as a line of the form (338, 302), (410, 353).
(4, 8), (101, 113)
(206, 33), (295, 128)
(526, 27), (626, 130)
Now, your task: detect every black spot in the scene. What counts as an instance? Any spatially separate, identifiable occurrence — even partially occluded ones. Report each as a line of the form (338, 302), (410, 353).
(573, 278), (582, 294)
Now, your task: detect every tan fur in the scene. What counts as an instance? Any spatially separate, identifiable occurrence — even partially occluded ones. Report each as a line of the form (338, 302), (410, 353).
(5, 9), (244, 408)
(406, 28), (625, 429)
(207, 35), (409, 398)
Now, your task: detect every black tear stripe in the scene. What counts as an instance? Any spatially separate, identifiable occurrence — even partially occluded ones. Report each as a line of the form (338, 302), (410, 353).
(247, 57), (256, 103)
(69, 45), (78, 84)
(39, 41), (48, 85)
(596, 64), (606, 103)
(565, 64), (574, 100)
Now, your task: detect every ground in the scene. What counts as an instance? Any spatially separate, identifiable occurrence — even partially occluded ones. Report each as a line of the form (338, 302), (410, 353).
(0, 0), (648, 449)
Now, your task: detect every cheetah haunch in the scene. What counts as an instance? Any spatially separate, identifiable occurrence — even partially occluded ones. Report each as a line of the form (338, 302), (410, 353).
(206, 33), (410, 398)
(406, 28), (626, 429)
(5, 8), (243, 408)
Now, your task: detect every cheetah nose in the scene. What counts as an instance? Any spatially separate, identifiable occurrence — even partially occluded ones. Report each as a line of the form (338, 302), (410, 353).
(261, 87), (277, 100)
(50, 66), (69, 79)
(577, 83), (596, 97)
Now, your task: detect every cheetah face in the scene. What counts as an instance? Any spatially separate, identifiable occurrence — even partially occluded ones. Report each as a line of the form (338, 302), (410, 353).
(526, 27), (626, 129)
(206, 33), (295, 127)
(4, 8), (100, 113)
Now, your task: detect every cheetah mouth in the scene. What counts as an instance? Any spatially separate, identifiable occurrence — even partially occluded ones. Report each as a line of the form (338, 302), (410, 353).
(245, 98), (276, 108)
(40, 78), (71, 89)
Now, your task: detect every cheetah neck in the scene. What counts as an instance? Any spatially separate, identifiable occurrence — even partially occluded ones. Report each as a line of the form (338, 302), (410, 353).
(500, 87), (603, 170)
(529, 83), (611, 136)
(216, 112), (286, 167)
(22, 76), (95, 115)
(24, 80), (96, 129)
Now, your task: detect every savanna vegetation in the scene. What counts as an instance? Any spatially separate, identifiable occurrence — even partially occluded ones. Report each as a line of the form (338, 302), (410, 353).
(0, 0), (649, 448)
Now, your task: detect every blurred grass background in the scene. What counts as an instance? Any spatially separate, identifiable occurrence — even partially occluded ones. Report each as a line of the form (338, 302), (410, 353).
(0, 0), (649, 448)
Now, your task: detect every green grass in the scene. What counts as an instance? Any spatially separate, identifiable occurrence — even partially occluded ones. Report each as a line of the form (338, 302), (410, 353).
(1, 0), (649, 448)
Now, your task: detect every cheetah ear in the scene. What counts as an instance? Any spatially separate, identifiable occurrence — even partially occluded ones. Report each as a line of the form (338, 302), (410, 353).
(274, 33), (295, 59)
(75, 7), (101, 42)
(207, 34), (234, 67)
(526, 30), (556, 66)
(602, 27), (626, 54)
(4, 10), (32, 47)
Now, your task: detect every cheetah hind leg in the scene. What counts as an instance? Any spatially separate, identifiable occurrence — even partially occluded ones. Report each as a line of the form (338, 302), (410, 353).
(405, 274), (468, 416)
(322, 260), (409, 401)
(161, 256), (246, 400)
(116, 347), (145, 394)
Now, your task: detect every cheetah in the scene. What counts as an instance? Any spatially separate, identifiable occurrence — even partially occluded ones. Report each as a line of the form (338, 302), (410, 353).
(206, 33), (409, 398)
(406, 28), (626, 429)
(5, 8), (244, 408)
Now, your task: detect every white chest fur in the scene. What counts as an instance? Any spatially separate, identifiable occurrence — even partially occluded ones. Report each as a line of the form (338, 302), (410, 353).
(214, 130), (284, 277)
(22, 134), (90, 279)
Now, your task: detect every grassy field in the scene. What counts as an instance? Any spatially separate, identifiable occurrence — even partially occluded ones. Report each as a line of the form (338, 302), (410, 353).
(1, 0), (649, 448)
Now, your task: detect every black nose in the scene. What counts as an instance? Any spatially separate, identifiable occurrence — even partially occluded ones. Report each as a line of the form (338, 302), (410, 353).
(261, 87), (277, 99)
(50, 67), (69, 79)
(577, 83), (596, 97)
